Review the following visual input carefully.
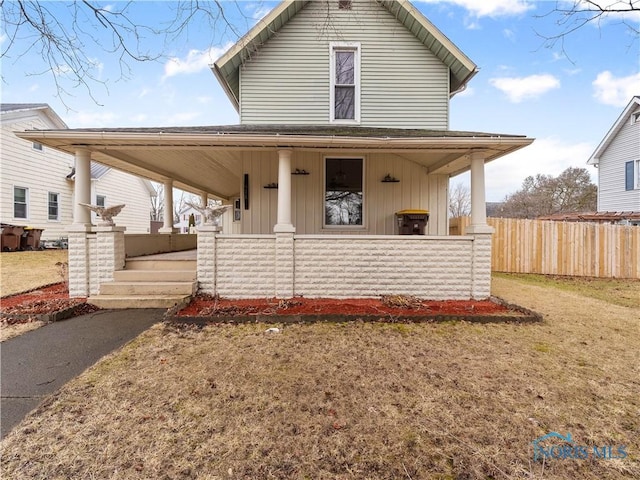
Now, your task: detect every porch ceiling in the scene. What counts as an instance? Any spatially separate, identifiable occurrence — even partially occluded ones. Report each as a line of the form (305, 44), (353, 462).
(16, 125), (533, 200)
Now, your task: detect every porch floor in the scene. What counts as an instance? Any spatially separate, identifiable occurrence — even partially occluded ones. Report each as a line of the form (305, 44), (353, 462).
(127, 249), (197, 261)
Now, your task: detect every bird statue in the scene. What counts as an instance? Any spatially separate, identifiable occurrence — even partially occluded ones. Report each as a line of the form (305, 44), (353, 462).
(79, 203), (125, 226)
(185, 202), (231, 226)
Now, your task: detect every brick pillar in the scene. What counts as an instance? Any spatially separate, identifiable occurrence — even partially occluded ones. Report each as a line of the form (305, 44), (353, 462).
(67, 225), (92, 297)
(197, 225), (219, 295)
(275, 232), (294, 298)
(93, 226), (126, 295)
(470, 233), (492, 300)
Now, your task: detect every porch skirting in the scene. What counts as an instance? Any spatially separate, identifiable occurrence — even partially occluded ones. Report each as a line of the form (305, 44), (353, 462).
(197, 232), (492, 300)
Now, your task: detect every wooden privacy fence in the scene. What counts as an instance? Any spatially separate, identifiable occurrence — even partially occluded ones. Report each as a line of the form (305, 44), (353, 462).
(450, 217), (640, 279)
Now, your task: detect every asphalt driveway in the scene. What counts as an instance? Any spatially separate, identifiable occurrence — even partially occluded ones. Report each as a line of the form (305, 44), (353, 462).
(1, 309), (163, 439)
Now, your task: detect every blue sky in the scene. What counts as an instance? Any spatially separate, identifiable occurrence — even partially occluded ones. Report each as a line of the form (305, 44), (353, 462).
(2, 0), (639, 201)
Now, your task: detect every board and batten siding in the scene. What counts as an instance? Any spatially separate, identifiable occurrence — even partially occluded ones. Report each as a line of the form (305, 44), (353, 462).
(0, 112), (75, 240)
(240, 0), (449, 129)
(237, 150), (448, 235)
(597, 103), (640, 212)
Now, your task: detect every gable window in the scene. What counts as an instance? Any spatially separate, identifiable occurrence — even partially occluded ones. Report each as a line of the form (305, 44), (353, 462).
(14, 187), (28, 219)
(96, 195), (106, 207)
(330, 42), (360, 123)
(48, 192), (60, 221)
(32, 142), (43, 151)
(631, 112), (640, 125)
(324, 158), (364, 227)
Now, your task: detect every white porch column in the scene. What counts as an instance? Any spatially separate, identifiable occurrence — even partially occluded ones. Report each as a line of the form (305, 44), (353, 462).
(159, 179), (177, 234)
(273, 149), (295, 233)
(465, 151), (493, 235)
(73, 148), (92, 226)
(465, 151), (493, 299)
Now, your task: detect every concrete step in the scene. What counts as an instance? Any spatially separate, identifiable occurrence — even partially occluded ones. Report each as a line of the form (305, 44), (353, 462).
(88, 295), (191, 310)
(125, 259), (196, 271)
(113, 270), (196, 282)
(100, 281), (196, 296)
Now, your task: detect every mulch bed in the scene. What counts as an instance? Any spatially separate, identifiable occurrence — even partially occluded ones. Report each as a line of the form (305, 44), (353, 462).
(0, 283), (99, 324)
(173, 294), (542, 324)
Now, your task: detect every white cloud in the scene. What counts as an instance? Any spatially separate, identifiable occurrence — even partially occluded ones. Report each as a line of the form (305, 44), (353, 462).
(0, 33), (6, 45)
(453, 85), (474, 98)
(67, 110), (119, 128)
(416, 0), (533, 17)
(28, 84), (39, 92)
(592, 71), (640, 107)
(163, 112), (201, 125)
(163, 43), (233, 79)
(483, 137), (596, 201)
(489, 74), (560, 103)
(503, 28), (516, 41)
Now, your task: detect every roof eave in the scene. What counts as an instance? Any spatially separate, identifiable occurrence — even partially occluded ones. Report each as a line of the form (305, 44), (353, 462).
(588, 96), (640, 164)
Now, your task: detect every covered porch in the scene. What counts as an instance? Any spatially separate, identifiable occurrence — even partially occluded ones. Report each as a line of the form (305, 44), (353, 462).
(17, 126), (532, 304)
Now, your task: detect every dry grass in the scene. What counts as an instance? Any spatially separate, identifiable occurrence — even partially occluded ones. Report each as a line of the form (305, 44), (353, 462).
(0, 320), (46, 342)
(494, 273), (640, 309)
(1, 276), (639, 479)
(0, 250), (68, 297)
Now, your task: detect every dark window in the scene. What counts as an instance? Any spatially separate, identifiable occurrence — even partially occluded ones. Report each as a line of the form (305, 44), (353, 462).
(96, 195), (106, 207)
(338, 1), (352, 10)
(325, 158), (363, 226)
(14, 187), (28, 218)
(625, 161), (634, 191)
(334, 50), (355, 120)
(32, 142), (43, 151)
(48, 192), (60, 220)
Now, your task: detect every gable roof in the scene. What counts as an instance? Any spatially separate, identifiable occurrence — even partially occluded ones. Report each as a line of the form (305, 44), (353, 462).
(0, 103), (68, 129)
(587, 96), (640, 165)
(213, 0), (478, 110)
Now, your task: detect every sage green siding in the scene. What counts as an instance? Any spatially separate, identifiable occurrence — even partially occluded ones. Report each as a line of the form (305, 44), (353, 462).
(240, 0), (449, 129)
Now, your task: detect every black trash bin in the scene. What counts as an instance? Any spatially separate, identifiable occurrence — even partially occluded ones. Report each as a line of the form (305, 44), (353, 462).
(396, 210), (429, 235)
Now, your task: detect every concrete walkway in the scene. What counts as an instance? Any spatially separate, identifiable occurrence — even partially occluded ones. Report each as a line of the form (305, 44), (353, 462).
(1, 309), (163, 439)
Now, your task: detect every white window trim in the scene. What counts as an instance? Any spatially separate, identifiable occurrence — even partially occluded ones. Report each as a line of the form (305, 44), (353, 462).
(32, 142), (43, 152)
(631, 112), (640, 125)
(13, 185), (29, 220)
(329, 42), (361, 124)
(322, 156), (366, 230)
(636, 159), (640, 190)
(96, 194), (106, 207)
(48, 191), (61, 221)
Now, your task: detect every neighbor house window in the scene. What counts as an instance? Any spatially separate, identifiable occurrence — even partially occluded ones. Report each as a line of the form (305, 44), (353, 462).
(48, 192), (60, 220)
(96, 195), (106, 207)
(631, 112), (640, 125)
(330, 42), (360, 123)
(338, 0), (352, 9)
(14, 187), (28, 219)
(324, 158), (364, 227)
(32, 142), (43, 151)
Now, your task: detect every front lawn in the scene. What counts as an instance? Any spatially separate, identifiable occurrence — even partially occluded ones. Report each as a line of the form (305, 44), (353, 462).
(2, 275), (638, 478)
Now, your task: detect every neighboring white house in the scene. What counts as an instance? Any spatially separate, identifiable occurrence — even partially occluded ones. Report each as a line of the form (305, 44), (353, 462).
(18, 0), (534, 303)
(588, 96), (640, 213)
(1, 103), (156, 241)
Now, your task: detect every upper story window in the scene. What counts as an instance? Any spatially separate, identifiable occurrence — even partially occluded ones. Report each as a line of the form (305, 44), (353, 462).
(32, 142), (43, 151)
(338, 0), (352, 9)
(330, 42), (360, 123)
(632, 112), (640, 125)
(14, 186), (28, 219)
(96, 195), (106, 207)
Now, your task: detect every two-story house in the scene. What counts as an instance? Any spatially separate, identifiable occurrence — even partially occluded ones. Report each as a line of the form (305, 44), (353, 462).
(1, 103), (156, 244)
(587, 96), (640, 216)
(16, 0), (533, 306)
